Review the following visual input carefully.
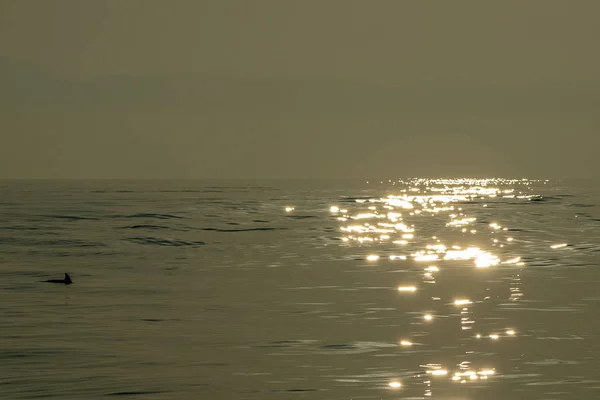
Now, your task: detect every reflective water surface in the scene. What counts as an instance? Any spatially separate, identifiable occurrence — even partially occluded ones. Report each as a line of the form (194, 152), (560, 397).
(1, 178), (599, 399)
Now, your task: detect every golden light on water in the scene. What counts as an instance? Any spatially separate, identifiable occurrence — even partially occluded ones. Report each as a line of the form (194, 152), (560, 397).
(354, 213), (380, 220)
(454, 299), (472, 306)
(387, 212), (402, 221)
(551, 243), (568, 249)
(284, 206), (295, 212)
(329, 178), (545, 392)
(398, 286), (417, 292)
(394, 223), (414, 232)
(474, 253), (500, 268)
(427, 369), (448, 376)
(449, 368), (494, 383)
(447, 217), (476, 227)
(387, 197), (414, 209)
(443, 247), (501, 268)
(478, 369), (496, 376)
(413, 253), (439, 262)
(426, 244), (447, 252)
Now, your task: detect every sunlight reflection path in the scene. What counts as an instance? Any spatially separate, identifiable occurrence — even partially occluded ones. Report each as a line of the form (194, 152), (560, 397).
(331, 178), (544, 396)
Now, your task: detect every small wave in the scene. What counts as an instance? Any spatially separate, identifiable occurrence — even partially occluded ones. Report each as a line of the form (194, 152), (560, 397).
(1, 349), (65, 358)
(40, 214), (98, 221)
(0, 225), (46, 231)
(38, 239), (107, 248)
(527, 195), (547, 202)
(105, 391), (170, 396)
(321, 343), (355, 349)
(255, 340), (315, 348)
(339, 196), (373, 203)
(118, 224), (171, 230)
(0, 237), (106, 247)
(205, 185), (274, 191)
(157, 189), (193, 193)
(499, 307), (578, 312)
(157, 189), (226, 193)
(317, 341), (397, 355)
(122, 213), (183, 220)
(285, 215), (318, 219)
(123, 236), (205, 246)
(524, 359), (580, 365)
(524, 379), (600, 386)
(202, 227), (281, 232)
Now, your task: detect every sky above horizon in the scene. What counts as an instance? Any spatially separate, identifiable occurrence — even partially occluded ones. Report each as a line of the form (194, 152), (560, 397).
(1, 0), (599, 179)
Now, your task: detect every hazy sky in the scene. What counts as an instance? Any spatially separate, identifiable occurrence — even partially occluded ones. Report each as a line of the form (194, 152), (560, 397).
(1, 0), (599, 179)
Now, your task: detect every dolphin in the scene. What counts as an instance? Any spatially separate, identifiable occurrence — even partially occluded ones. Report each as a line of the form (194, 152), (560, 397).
(43, 273), (73, 285)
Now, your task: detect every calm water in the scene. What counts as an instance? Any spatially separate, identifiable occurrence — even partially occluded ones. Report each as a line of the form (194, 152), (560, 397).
(1, 178), (599, 399)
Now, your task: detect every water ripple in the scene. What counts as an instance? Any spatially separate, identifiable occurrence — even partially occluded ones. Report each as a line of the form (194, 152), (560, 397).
(123, 236), (205, 246)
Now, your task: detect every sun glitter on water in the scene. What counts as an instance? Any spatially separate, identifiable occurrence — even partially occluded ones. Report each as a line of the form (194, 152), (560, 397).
(327, 178), (556, 395)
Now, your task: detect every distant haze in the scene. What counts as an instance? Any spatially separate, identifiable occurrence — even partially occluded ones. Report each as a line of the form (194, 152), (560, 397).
(1, 0), (598, 179)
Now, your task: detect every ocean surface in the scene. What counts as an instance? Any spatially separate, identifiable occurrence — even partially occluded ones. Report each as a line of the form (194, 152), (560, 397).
(1, 178), (599, 400)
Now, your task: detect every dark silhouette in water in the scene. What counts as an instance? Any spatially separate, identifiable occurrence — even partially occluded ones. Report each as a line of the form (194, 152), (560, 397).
(43, 273), (73, 285)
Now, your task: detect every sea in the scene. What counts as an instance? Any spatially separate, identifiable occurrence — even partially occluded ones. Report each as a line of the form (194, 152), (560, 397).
(1, 178), (599, 400)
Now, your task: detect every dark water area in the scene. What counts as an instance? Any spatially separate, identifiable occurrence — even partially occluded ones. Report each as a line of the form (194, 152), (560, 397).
(1, 178), (599, 399)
